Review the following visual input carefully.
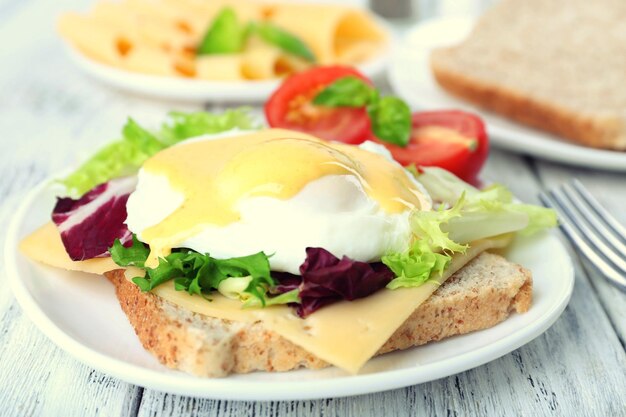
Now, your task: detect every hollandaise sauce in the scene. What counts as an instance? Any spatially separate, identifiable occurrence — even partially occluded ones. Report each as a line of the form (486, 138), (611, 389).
(140, 129), (430, 264)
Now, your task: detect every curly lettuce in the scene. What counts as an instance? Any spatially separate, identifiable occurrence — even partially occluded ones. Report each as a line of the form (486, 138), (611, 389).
(383, 241), (450, 290)
(383, 167), (557, 289)
(110, 237), (275, 305)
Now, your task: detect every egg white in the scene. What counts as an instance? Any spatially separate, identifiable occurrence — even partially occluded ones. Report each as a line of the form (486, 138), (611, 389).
(125, 134), (430, 274)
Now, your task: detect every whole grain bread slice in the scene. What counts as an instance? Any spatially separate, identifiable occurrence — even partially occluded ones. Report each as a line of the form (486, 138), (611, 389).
(104, 252), (531, 377)
(430, 0), (626, 150)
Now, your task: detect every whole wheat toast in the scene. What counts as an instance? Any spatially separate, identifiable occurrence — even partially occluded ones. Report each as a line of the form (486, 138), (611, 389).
(105, 252), (532, 377)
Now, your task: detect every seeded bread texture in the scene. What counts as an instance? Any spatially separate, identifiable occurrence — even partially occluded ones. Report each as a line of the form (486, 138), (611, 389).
(105, 251), (531, 377)
(430, 0), (626, 150)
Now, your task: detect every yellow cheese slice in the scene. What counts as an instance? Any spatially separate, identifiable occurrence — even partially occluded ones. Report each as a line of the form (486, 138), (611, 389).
(20, 222), (510, 373)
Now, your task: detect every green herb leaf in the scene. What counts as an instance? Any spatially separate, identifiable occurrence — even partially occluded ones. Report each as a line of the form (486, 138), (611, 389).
(109, 239), (277, 305)
(367, 96), (411, 147)
(110, 235), (150, 267)
(197, 7), (245, 55)
(132, 277), (151, 291)
(249, 21), (316, 62)
(312, 77), (412, 147)
(313, 76), (377, 107)
(383, 240), (451, 290)
(58, 109), (256, 197)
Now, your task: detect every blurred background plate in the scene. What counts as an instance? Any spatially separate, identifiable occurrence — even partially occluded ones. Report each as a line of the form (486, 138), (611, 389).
(68, 45), (389, 104)
(389, 16), (626, 172)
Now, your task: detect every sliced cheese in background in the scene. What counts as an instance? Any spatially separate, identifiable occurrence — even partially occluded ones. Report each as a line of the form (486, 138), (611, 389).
(268, 4), (387, 64)
(20, 223), (510, 373)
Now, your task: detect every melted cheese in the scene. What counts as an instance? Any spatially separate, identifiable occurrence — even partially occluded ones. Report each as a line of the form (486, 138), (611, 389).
(21, 223), (510, 373)
(140, 129), (430, 264)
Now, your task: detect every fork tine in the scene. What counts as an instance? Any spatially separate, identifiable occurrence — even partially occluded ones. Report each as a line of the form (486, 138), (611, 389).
(561, 182), (626, 257)
(549, 188), (626, 273)
(539, 192), (626, 291)
(571, 179), (626, 242)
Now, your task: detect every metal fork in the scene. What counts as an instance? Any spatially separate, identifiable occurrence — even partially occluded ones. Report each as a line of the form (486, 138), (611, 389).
(539, 179), (626, 292)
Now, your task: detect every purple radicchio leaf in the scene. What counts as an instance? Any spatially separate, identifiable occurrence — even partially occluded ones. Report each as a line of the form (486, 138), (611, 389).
(52, 176), (137, 261)
(274, 247), (395, 318)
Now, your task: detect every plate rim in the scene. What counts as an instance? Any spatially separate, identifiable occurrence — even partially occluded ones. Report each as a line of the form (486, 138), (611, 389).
(5, 175), (575, 401)
(66, 24), (392, 103)
(388, 15), (626, 172)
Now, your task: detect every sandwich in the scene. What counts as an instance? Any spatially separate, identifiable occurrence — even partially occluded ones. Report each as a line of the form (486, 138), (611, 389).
(19, 110), (555, 377)
(430, 0), (626, 150)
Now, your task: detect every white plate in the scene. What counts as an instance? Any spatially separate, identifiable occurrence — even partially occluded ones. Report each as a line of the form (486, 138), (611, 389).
(389, 17), (626, 172)
(68, 45), (389, 103)
(5, 177), (574, 401)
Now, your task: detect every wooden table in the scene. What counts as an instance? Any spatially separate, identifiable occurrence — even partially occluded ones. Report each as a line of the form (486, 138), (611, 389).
(1, 1), (624, 416)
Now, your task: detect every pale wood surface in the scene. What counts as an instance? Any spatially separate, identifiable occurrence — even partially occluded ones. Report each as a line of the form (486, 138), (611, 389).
(0, 1), (625, 416)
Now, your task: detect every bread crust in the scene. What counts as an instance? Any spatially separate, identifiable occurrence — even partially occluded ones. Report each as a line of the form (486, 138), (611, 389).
(430, 51), (626, 151)
(105, 252), (532, 377)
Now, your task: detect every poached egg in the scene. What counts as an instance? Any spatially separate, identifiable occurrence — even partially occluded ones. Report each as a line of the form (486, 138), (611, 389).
(125, 129), (431, 274)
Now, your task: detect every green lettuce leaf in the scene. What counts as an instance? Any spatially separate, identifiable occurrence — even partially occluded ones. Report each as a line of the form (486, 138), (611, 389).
(383, 240), (450, 289)
(158, 109), (258, 146)
(383, 167), (557, 290)
(507, 204), (558, 236)
(417, 167), (557, 242)
(110, 236), (276, 305)
(242, 288), (300, 308)
(59, 109), (256, 197)
(410, 194), (468, 253)
(110, 235), (150, 268)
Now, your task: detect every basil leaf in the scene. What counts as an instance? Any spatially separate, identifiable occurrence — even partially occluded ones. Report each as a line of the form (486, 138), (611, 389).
(313, 76), (377, 107)
(250, 22), (316, 62)
(367, 96), (412, 147)
(197, 7), (244, 55)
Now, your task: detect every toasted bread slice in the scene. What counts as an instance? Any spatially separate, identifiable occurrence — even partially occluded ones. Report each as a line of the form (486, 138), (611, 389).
(430, 0), (626, 150)
(105, 252), (532, 377)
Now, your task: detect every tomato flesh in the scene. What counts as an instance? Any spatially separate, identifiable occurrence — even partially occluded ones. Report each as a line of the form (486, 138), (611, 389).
(377, 110), (489, 185)
(265, 66), (372, 144)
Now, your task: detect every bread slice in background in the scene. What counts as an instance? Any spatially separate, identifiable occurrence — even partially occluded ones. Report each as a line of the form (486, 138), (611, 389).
(105, 252), (532, 377)
(430, 0), (626, 150)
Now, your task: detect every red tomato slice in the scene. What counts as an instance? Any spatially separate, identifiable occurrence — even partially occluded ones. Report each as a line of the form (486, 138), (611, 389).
(376, 110), (489, 185)
(265, 66), (372, 144)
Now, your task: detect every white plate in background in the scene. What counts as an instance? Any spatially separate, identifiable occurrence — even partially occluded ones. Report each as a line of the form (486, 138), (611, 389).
(389, 16), (626, 172)
(6, 176), (574, 401)
(68, 44), (389, 104)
